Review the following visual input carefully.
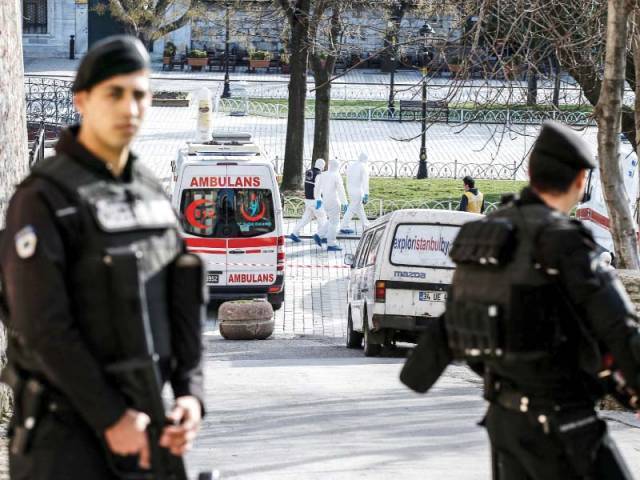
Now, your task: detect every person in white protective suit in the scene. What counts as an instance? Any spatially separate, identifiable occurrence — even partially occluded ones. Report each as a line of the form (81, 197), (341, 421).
(339, 152), (370, 234)
(313, 158), (348, 251)
(288, 158), (328, 243)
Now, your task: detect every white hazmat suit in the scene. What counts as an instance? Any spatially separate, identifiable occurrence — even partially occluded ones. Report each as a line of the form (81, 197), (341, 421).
(314, 158), (347, 250)
(289, 159), (328, 241)
(340, 152), (370, 233)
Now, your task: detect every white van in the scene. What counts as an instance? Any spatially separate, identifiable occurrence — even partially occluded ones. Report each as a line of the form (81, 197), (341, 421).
(344, 209), (482, 356)
(171, 133), (285, 309)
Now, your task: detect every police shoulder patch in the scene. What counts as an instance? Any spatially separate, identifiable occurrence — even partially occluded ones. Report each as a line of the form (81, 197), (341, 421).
(15, 226), (38, 259)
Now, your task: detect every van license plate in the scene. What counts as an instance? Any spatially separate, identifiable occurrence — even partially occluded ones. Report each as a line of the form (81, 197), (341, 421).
(207, 273), (220, 284)
(418, 291), (447, 302)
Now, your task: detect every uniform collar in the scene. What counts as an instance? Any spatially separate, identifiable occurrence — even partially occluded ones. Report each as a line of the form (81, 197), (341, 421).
(519, 187), (549, 207)
(55, 124), (138, 182)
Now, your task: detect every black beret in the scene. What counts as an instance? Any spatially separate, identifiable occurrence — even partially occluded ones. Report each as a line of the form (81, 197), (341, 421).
(530, 121), (597, 170)
(72, 35), (150, 93)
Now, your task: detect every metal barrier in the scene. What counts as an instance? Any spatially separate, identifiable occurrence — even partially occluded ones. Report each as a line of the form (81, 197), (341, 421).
(24, 77), (80, 126)
(282, 196), (501, 218)
(218, 98), (594, 127)
(271, 157), (523, 180)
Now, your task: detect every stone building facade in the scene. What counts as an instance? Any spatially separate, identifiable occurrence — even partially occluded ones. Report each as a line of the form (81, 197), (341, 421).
(21, 0), (89, 58)
(22, 1), (456, 61)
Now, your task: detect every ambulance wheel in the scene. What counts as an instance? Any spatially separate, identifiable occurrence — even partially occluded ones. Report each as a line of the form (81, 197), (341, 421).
(198, 473), (214, 480)
(271, 302), (282, 311)
(346, 309), (363, 349)
(363, 319), (382, 357)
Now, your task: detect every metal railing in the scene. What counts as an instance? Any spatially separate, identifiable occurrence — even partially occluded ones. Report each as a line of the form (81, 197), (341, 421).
(24, 77), (80, 126)
(218, 98), (594, 126)
(282, 196), (502, 218)
(271, 158), (523, 180)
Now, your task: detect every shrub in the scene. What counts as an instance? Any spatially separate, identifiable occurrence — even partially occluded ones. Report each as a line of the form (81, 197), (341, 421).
(188, 49), (207, 58)
(250, 50), (271, 60)
(163, 41), (177, 57)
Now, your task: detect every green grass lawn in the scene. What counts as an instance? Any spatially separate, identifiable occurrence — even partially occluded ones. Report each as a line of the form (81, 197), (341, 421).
(243, 97), (592, 113)
(369, 178), (527, 203)
(284, 177), (528, 204)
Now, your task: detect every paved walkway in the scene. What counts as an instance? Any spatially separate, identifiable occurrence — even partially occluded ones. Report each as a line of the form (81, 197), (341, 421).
(24, 57), (603, 105)
(133, 103), (599, 183)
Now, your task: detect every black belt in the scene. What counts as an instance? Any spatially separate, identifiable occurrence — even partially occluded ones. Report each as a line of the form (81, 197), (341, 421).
(495, 389), (592, 414)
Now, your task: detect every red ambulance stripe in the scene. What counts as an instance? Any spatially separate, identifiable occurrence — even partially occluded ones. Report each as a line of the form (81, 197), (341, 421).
(228, 237), (279, 248)
(185, 238), (227, 248)
(576, 208), (610, 230)
(188, 249), (226, 255)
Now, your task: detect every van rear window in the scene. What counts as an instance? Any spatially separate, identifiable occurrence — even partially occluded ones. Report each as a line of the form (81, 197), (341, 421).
(390, 223), (459, 269)
(180, 188), (275, 238)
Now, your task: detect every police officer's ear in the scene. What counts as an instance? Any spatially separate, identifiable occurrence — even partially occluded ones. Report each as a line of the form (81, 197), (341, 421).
(73, 91), (90, 117)
(573, 169), (589, 195)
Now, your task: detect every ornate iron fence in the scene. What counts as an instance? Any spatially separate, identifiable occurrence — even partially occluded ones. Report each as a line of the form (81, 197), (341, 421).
(282, 196), (501, 219)
(218, 98), (593, 126)
(24, 77), (79, 126)
(271, 158), (522, 180)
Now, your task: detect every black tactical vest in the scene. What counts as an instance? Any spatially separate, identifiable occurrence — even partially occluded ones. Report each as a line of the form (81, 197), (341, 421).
(27, 154), (183, 367)
(446, 201), (572, 365)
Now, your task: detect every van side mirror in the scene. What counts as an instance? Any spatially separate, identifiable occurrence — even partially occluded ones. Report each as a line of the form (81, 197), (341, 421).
(344, 253), (355, 267)
(582, 169), (594, 203)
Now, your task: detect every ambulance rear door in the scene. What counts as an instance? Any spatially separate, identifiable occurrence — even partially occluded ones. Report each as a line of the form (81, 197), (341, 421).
(224, 164), (278, 290)
(178, 163), (229, 287)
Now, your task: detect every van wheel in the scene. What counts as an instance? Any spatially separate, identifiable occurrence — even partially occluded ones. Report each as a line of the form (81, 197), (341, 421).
(346, 309), (363, 349)
(270, 302), (282, 311)
(363, 320), (382, 357)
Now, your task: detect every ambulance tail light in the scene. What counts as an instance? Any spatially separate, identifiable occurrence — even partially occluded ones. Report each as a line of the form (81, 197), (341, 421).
(277, 236), (286, 273)
(375, 281), (386, 303)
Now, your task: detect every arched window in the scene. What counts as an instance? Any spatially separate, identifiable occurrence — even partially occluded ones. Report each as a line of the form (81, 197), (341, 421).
(23, 0), (48, 35)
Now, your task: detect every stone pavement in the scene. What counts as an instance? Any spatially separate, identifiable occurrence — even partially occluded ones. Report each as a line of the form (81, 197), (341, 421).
(188, 335), (640, 479)
(132, 104), (600, 183)
(24, 57), (604, 105)
(275, 219), (365, 338)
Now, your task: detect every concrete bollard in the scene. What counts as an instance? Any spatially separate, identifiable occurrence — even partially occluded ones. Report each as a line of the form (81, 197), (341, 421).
(218, 299), (274, 340)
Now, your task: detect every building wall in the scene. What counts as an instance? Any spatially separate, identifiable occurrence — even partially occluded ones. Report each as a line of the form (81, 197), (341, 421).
(22, 0), (88, 58)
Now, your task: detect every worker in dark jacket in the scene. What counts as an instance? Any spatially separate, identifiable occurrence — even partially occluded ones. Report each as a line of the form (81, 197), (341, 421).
(0, 35), (205, 479)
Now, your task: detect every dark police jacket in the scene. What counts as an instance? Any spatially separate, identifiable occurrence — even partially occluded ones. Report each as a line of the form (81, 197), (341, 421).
(450, 188), (640, 399)
(0, 126), (204, 434)
(304, 167), (321, 200)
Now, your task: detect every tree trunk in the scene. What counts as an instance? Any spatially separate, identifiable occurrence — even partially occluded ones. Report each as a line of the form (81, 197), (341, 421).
(0, 0), (30, 417)
(633, 9), (640, 226)
(280, 0), (311, 192)
(311, 61), (332, 163)
(551, 54), (561, 108)
(526, 64), (538, 106)
(595, 0), (639, 269)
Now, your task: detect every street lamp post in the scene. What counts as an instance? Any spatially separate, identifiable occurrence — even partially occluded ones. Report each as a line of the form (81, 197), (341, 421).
(416, 23), (434, 180)
(417, 70), (428, 179)
(221, 1), (232, 99)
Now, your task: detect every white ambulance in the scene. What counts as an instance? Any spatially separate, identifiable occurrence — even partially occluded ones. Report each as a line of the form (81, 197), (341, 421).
(343, 209), (482, 356)
(171, 133), (285, 309)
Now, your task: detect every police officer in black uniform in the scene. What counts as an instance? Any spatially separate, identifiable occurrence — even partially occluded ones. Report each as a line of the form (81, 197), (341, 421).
(402, 121), (640, 479)
(0, 36), (205, 479)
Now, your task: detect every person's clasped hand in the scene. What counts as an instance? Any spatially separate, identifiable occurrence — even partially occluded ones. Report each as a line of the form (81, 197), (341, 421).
(159, 396), (202, 456)
(104, 408), (151, 469)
